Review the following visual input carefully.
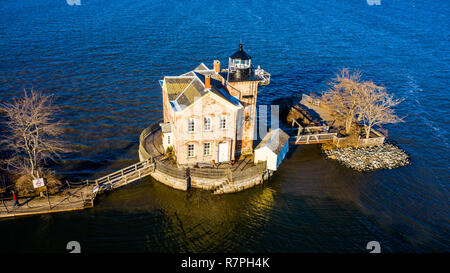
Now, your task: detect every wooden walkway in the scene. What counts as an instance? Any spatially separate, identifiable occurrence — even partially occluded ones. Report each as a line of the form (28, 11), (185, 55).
(93, 159), (154, 193)
(299, 94), (344, 127)
(294, 124), (337, 144)
(295, 132), (337, 144)
(290, 94), (339, 145)
(0, 158), (155, 219)
(0, 185), (94, 219)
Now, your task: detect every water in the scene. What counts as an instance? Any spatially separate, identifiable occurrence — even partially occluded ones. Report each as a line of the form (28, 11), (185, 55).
(0, 0), (448, 252)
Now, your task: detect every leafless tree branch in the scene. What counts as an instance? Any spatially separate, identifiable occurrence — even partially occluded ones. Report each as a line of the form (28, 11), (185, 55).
(0, 89), (70, 179)
(321, 68), (403, 139)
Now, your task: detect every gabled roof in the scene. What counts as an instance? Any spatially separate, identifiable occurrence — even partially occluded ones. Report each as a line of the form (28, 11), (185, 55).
(163, 64), (241, 112)
(255, 128), (290, 155)
(165, 77), (192, 101)
(194, 63), (209, 71)
(175, 77), (205, 110)
(180, 63), (210, 77)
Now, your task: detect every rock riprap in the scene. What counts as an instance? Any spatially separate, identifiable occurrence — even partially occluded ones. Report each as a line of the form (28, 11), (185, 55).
(323, 144), (410, 171)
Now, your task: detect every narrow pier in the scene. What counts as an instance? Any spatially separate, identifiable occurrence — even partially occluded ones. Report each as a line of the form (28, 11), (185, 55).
(0, 158), (155, 219)
(0, 185), (94, 219)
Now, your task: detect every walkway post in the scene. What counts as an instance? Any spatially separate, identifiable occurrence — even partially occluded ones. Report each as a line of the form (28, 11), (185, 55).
(46, 187), (51, 210)
(2, 198), (9, 213)
(185, 167), (191, 190)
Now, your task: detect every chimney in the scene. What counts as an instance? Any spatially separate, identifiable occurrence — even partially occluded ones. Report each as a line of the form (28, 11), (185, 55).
(204, 75), (211, 89)
(213, 60), (220, 73)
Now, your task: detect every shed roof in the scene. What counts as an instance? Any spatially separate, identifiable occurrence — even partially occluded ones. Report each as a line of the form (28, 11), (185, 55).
(255, 128), (290, 155)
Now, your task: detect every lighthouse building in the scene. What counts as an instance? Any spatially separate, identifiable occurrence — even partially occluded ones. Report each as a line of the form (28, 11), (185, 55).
(159, 44), (270, 166)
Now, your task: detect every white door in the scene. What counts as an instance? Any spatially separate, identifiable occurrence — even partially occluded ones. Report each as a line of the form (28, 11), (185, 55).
(218, 142), (229, 163)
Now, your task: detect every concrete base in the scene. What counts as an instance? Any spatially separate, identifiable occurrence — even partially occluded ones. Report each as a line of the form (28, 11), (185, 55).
(139, 124), (271, 194)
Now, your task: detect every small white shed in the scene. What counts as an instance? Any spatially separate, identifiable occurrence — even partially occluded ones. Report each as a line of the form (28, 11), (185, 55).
(254, 128), (290, 171)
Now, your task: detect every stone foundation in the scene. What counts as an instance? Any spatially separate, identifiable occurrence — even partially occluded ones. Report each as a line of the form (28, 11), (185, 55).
(139, 124), (270, 194)
(150, 170), (188, 191)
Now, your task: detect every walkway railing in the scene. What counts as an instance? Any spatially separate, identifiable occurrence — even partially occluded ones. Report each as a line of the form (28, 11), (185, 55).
(154, 160), (186, 179)
(295, 133), (337, 144)
(94, 158), (155, 193)
(302, 94), (321, 106)
(255, 67), (270, 85)
(294, 122), (336, 145)
(139, 121), (162, 160)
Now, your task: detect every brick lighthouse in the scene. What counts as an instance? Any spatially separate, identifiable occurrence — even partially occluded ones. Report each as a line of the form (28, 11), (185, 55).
(225, 44), (270, 156)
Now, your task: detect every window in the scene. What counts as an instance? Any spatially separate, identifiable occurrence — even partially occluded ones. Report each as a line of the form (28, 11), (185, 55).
(203, 143), (211, 156)
(188, 118), (195, 133)
(204, 117), (211, 131)
(220, 116), (227, 130)
(167, 135), (171, 145)
(187, 144), (195, 157)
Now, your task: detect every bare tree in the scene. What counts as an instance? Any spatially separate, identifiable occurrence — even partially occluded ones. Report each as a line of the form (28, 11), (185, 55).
(0, 89), (68, 180)
(322, 68), (362, 134)
(321, 68), (404, 142)
(356, 82), (404, 139)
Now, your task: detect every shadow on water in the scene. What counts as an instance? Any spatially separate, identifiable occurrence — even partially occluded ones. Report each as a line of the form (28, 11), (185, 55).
(0, 175), (279, 253)
(0, 149), (439, 252)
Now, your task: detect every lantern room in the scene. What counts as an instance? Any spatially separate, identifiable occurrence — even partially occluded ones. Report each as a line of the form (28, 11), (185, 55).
(228, 43), (252, 81)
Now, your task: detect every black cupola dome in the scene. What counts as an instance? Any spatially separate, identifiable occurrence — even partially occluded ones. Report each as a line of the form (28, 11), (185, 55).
(228, 44), (252, 81)
(230, 44), (251, 60)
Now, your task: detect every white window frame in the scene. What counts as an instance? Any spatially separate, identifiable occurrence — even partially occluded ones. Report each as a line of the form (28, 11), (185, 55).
(204, 117), (212, 131)
(220, 116), (227, 130)
(203, 142), (211, 156)
(187, 144), (195, 157)
(188, 118), (195, 133)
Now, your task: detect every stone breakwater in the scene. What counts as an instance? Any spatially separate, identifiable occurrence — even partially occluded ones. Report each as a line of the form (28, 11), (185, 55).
(323, 144), (410, 172)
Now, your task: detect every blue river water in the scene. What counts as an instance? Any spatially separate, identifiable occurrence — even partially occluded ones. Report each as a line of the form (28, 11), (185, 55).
(0, 0), (448, 252)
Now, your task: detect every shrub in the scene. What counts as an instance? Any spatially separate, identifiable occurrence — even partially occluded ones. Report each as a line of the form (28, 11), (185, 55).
(13, 169), (62, 197)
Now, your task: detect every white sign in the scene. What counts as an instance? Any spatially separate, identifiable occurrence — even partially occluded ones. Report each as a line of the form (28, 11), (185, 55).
(32, 178), (45, 189)
(92, 185), (99, 194)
